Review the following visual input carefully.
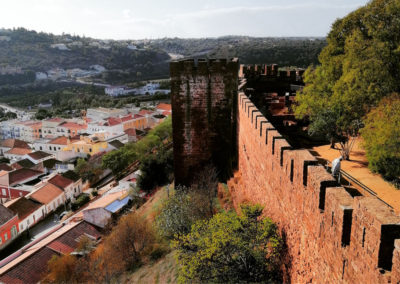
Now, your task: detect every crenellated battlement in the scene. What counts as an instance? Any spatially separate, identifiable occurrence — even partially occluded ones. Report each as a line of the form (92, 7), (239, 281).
(239, 64), (304, 80)
(171, 58), (239, 77)
(234, 92), (400, 283)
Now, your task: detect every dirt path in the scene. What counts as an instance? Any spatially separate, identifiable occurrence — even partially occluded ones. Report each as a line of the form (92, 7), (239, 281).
(312, 139), (400, 213)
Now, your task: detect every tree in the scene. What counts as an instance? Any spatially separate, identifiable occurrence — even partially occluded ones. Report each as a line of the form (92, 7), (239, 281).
(43, 255), (80, 283)
(174, 205), (282, 283)
(137, 147), (173, 191)
(191, 164), (219, 217)
(35, 108), (52, 120)
(361, 94), (400, 181)
(156, 186), (206, 240)
(294, 0), (400, 160)
(88, 213), (155, 282)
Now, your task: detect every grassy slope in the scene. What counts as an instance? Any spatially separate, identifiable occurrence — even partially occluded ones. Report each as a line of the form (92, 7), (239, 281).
(122, 186), (179, 284)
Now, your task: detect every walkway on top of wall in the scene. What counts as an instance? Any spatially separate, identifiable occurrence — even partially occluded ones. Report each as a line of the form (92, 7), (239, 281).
(312, 139), (400, 213)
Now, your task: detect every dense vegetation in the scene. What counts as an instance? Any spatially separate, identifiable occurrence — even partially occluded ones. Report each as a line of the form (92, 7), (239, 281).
(174, 204), (282, 283)
(361, 94), (400, 184)
(102, 117), (173, 182)
(0, 28), (169, 76)
(294, 0), (400, 163)
(0, 29), (325, 87)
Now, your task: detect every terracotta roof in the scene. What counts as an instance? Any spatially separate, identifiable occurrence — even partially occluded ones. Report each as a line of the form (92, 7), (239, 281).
(0, 221), (102, 284)
(0, 204), (16, 227)
(156, 103), (172, 111)
(133, 114), (144, 119)
(0, 163), (13, 172)
(7, 197), (42, 220)
(5, 148), (32, 156)
(121, 114), (133, 122)
(9, 168), (43, 185)
(48, 174), (74, 189)
(162, 111), (171, 116)
(139, 110), (153, 116)
(27, 151), (52, 160)
(1, 139), (30, 149)
(0, 246), (56, 284)
(107, 117), (122, 126)
(49, 136), (69, 145)
(47, 221), (102, 254)
(124, 128), (136, 136)
(29, 183), (64, 204)
(59, 122), (87, 129)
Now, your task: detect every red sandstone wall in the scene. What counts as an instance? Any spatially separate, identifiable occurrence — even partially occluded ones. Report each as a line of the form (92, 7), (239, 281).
(228, 92), (400, 283)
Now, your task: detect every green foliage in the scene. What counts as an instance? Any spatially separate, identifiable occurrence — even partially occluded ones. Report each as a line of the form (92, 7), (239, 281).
(361, 94), (400, 181)
(156, 186), (209, 240)
(71, 193), (90, 210)
(35, 108), (52, 120)
(137, 147), (173, 192)
(0, 28), (170, 83)
(102, 117), (172, 178)
(174, 204), (282, 283)
(294, 0), (400, 158)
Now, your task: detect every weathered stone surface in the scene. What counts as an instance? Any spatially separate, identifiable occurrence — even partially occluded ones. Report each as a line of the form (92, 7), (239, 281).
(171, 59), (239, 186)
(228, 93), (400, 283)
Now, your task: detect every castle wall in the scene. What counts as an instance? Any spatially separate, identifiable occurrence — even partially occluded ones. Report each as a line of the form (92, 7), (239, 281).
(227, 92), (400, 283)
(170, 59), (239, 186)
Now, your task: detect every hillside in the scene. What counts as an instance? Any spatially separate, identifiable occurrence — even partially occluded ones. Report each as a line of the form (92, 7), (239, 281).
(146, 36), (326, 67)
(0, 29), (326, 86)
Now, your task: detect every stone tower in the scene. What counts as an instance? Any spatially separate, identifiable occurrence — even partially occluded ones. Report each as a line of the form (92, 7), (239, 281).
(170, 58), (239, 186)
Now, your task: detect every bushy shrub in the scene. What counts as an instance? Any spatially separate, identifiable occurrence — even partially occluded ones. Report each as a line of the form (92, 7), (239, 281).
(174, 204), (283, 283)
(361, 94), (400, 181)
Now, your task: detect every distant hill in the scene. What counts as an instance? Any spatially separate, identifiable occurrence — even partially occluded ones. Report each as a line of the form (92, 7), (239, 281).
(0, 28), (326, 86)
(145, 36), (326, 67)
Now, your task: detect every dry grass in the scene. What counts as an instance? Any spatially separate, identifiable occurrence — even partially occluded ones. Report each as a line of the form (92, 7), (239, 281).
(123, 252), (178, 284)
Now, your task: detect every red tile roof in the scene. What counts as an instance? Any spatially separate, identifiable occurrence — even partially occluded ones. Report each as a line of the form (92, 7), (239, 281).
(0, 221), (102, 284)
(156, 103), (172, 111)
(49, 136), (79, 145)
(0, 246), (56, 284)
(27, 151), (52, 161)
(107, 117), (122, 126)
(47, 221), (101, 254)
(121, 114), (133, 122)
(133, 114), (144, 119)
(1, 139), (30, 149)
(139, 110), (153, 116)
(162, 111), (171, 116)
(9, 168), (43, 185)
(59, 122), (87, 129)
(0, 204), (16, 227)
(0, 163), (13, 172)
(29, 183), (64, 205)
(124, 128), (136, 136)
(5, 148), (32, 156)
(7, 197), (42, 220)
(48, 174), (74, 189)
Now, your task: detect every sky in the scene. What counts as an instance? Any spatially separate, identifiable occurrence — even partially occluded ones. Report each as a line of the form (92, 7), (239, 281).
(0, 0), (370, 40)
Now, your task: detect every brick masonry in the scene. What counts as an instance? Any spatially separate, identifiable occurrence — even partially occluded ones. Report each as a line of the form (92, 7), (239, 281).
(227, 92), (400, 283)
(170, 59), (239, 186)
